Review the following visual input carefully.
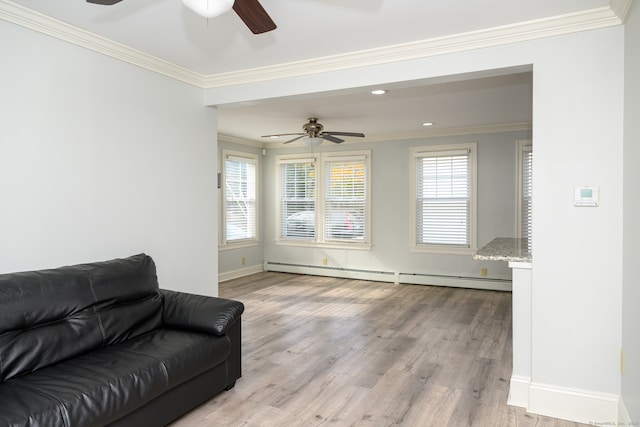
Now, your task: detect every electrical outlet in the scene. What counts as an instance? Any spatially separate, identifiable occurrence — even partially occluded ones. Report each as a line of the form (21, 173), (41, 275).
(480, 267), (488, 277)
(241, 257), (246, 266)
(621, 349), (626, 374)
(322, 257), (328, 266)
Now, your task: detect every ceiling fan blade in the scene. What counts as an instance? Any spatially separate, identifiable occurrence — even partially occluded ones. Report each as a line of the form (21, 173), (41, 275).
(321, 134), (344, 144)
(323, 131), (365, 138)
(86, 0), (123, 4)
(283, 135), (306, 144)
(233, 0), (277, 34)
(261, 133), (305, 138)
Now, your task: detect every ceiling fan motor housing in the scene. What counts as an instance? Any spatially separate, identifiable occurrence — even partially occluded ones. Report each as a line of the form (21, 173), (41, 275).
(303, 118), (323, 137)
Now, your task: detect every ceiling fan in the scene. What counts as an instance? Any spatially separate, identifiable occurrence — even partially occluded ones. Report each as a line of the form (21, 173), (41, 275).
(262, 118), (366, 146)
(86, 0), (277, 35)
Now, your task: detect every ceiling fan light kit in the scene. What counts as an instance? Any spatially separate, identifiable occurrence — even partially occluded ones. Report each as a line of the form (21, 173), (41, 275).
(86, 0), (123, 5)
(304, 137), (324, 147)
(183, 0), (234, 19)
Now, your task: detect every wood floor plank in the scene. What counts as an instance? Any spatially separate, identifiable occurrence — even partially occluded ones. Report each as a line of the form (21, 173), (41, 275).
(170, 272), (589, 427)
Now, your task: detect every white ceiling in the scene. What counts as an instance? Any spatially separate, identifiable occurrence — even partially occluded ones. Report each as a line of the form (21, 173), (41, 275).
(218, 69), (533, 144)
(5, 0), (619, 145)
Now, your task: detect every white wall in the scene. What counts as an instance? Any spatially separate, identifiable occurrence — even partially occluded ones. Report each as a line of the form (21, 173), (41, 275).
(257, 131), (524, 283)
(622, 1), (640, 422)
(528, 28), (624, 422)
(0, 20), (219, 296)
(205, 25), (625, 422)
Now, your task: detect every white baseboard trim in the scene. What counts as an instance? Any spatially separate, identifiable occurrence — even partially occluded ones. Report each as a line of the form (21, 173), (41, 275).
(218, 264), (264, 283)
(528, 382), (620, 425)
(508, 375), (531, 408)
(619, 398), (631, 425)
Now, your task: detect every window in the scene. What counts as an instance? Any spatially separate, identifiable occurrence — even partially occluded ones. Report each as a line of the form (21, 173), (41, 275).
(517, 140), (532, 241)
(324, 156), (367, 241)
(277, 151), (370, 246)
(411, 143), (477, 253)
(222, 150), (258, 245)
(279, 158), (316, 239)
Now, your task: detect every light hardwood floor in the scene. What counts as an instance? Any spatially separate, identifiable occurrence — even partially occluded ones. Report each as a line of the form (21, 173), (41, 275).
(171, 272), (588, 427)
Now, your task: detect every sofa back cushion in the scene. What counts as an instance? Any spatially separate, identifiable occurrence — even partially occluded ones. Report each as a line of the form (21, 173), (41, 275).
(87, 254), (163, 345)
(0, 254), (162, 381)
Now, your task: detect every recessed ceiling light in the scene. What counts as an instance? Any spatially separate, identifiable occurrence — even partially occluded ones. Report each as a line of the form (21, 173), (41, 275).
(422, 122), (434, 126)
(371, 89), (388, 95)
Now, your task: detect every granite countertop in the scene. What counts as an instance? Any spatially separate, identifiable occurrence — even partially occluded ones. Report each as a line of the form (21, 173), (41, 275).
(473, 237), (532, 263)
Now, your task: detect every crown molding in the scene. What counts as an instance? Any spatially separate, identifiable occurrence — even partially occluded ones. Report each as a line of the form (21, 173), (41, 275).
(202, 2), (629, 88)
(218, 133), (264, 148)
(610, 0), (633, 21)
(1, 0), (630, 89)
(365, 122), (533, 143)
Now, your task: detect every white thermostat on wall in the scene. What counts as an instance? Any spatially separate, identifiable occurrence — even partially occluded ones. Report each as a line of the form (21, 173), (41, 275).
(574, 186), (599, 207)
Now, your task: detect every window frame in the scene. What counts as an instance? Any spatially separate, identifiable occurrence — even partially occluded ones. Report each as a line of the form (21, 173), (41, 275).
(220, 149), (259, 249)
(275, 150), (371, 249)
(410, 143), (478, 255)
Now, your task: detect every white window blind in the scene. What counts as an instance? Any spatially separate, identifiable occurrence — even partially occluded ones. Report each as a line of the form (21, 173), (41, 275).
(224, 154), (256, 242)
(324, 157), (366, 241)
(521, 144), (533, 241)
(280, 160), (316, 239)
(416, 149), (470, 246)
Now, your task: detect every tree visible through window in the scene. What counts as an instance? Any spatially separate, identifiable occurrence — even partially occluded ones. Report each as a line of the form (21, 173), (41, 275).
(325, 158), (366, 240)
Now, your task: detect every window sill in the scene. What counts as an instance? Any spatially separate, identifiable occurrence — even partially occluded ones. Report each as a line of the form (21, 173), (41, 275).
(410, 245), (477, 255)
(219, 240), (260, 251)
(276, 240), (372, 251)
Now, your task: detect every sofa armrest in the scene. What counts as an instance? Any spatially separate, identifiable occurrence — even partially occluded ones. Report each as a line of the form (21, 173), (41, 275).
(160, 289), (244, 336)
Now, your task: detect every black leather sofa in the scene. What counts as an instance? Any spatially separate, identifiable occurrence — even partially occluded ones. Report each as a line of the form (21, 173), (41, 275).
(0, 254), (244, 427)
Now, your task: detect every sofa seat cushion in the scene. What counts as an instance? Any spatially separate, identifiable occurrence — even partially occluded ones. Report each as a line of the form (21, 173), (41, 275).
(112, 327), (232, 389)
(0, 382), (68, 427)
(0, 328), (231, 427)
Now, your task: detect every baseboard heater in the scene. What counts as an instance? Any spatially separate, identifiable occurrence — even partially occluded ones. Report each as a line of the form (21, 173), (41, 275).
(264, 262), (512, 292)
(264, 262), (395, 283)
(398, 272), (512, 291)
